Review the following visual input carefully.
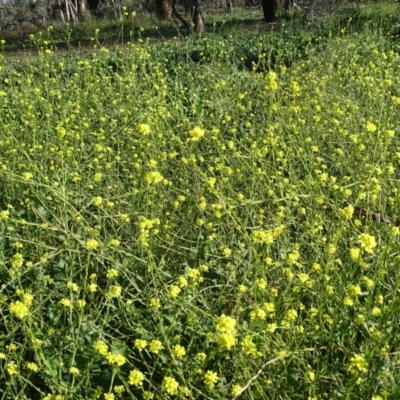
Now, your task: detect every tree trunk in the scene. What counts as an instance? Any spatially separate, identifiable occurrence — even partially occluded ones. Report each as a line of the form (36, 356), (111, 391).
(58, 0), (65, 22)
(282, 0), (292, 10)
(191, 0), (204, 33)
(226, 0), (233, 12)
(184, 0), (190, 14)
(171, 0), (190, 30)
(78, 0), (86, 13)
(115, 2), (122, 20)
(261, 0), (276, 22)
(156, 0), (170, 19)
(65, 0), (71, 22)
(68, 0), (79, 22)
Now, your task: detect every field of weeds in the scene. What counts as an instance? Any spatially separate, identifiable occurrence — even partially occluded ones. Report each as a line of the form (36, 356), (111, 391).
(1, 3), (400, 399)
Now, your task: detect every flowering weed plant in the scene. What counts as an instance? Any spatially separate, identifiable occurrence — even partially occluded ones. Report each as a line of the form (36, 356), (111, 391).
(0, 13), (400, 400)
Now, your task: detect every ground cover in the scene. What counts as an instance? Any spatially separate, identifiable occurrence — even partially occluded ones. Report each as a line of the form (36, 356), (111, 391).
(1, 3), (400, 399)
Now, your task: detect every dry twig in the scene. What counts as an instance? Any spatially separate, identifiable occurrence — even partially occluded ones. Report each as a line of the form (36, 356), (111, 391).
(232, 347), (317, 399)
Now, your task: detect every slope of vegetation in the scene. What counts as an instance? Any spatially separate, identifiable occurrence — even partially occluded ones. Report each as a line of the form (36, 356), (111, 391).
(1, 3), (400, 399)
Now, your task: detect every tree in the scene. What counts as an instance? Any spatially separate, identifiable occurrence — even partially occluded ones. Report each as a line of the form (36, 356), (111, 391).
(171, 0), (190, 29)
(171, 0), (204, 33)
(282, 0), (293, 10)
(156, 0), (170, 19)
(191, 0), (204, 32)
(261, 0), (277, 22)
(77, 0), (86, 13)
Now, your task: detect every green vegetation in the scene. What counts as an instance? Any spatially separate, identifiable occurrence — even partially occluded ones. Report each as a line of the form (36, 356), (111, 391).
(1, 2), (400, 399)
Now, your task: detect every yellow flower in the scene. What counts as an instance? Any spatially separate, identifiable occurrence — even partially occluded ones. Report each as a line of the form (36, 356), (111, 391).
(86, 239), (99, 250)
(128, 369), (145, 386)
(59, 298), (72, 308)
(340, 204), (354, 219)
(349, 247), (361, 260)
(76, 299), (86, 309)
(355, 314), (365, 325)
(93, 387), (103, 398)
(94, 340), (109, 356)
(22, 172), (33, 181)
(149, 340), (163, 354)
(142, 391), (154, 400)
(70, 366), (80, 375)
(348, 354), (368, 374)
(9, 301), (29, 319)
(287, 249), (300, 265)
(252, 229), (274, 244)
(358, 233), (377, 254)
(241, 335), (258, 357)
(150, 298), (161, 309)
(217, 332), (236, 350)
(114, 385), (125, 394)
(11, 253), (24, 269)
(67, 281), (79, 292)
(0, 209), (9, 220)
(106, 285), (122, 298)
(93, 172), (103, 182)
(286, 309), (297, 321)
(173, 344), (186, 358)
(250, 307), (266, 320)
(216, 314), (237, 334)
(27, 362), (39, 372)
(168, 285), (181, 298)
(137, 123), (151, 135)
(178, 276), (188, 288)
(6, 361), (18, 376)
(120, 214), (130, 222)
(146, 171), (164, 184)
(372, 307), (381, 316)
(257, 278), (267, 290)
(7, 343), (17, 351)
(188, 267), (202, 282)
(222, 247), (231, 257)
(343, 297), (353, 306)
(290, 80), (300, 94)
(204, 370), (218, 390)
(134, 339), (147, 351)
(348, 284), (362, 297)
(305, 370), (315, 382)
(88, 283), (97, 292)
(189, 126), (205, 141)
(366, 121), (377, 132)
(106, 269), (119, 279)
(362, 276), (374, 289)
(108, 239), (120, 247)
(231, 384), (242, 395)
(237, 284), (247, 293)
(162, 376), (179, 395)
(92, 196), (103, 207)
(106, 353), (126, 366)
(265, 71), (278, 91)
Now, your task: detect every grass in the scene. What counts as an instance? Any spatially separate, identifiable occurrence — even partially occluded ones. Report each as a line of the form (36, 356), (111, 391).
(1, 2), (400, 399)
